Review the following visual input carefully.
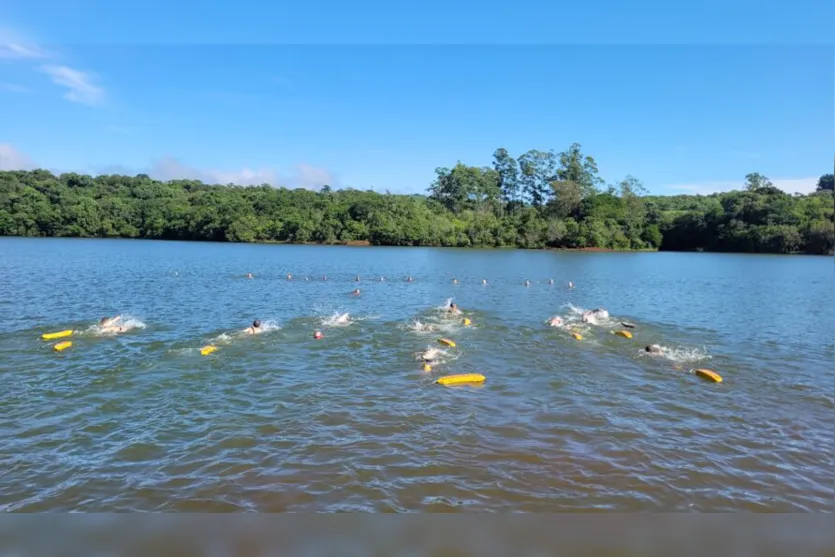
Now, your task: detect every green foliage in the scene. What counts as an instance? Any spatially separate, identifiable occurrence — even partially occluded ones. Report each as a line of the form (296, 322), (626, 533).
(1, 150), (832, 255)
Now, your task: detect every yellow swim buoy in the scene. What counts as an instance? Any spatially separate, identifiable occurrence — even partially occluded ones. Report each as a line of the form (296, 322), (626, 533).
(615, 330), (633, 339)
(463, 318), (471, 326)
(695, 369), (723, 383)
(54, 341), (72, 352)
(423, 364), (432, 372)
(438, 338), (456, 348)
(200, 345), (218, 356)
(436, 373), (485, 386)
(42, 330), (73, 340)
(571, 332), (583, 340)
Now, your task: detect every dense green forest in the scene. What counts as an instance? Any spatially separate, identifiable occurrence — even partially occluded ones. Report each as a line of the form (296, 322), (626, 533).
(1, 144), (832, 254)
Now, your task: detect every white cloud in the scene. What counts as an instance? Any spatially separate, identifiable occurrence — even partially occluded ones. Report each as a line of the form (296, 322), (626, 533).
(144, 156), (337, 189)
(39, 65), (104, 106)
(0, 42), (46, 59)
(0, 144), (37, 170)
(664, 177), (819, 195)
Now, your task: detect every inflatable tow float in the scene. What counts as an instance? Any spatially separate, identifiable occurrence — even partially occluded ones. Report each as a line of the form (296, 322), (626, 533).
(436, 373), (485, 386)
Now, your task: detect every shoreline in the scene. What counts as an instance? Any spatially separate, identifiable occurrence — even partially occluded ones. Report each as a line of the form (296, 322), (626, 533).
(2, 235), (832, 255)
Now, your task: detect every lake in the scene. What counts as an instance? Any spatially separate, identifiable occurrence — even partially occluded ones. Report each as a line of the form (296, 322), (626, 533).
(0, 237), (831, 512)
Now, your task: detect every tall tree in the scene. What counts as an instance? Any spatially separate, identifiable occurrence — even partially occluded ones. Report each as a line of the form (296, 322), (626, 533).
(816, 173), (834, 192)
(744, 172), (773, 192)
(518, 150), (556, 209)
(555, 143), (602, 196)
(492, 148), (519, 209)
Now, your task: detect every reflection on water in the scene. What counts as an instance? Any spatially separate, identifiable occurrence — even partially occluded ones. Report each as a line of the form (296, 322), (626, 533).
(0, 238), (831, 512)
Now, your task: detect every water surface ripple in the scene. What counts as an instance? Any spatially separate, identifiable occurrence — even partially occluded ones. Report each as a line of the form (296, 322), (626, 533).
(0, 238), (832, 511)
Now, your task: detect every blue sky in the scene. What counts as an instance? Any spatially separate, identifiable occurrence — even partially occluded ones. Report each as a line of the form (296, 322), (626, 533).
(1, 1), (833, 195)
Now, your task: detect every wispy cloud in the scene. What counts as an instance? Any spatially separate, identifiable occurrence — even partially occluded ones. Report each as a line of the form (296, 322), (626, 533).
(0, 143), (37, 170)
(39, 65), (104, 106)
(664, 177), (819, 195)
(143, 156), (338, 189)
(2, 27), (106, 107)
(0, 82), (33, 93)
(0, 42), (46, 59)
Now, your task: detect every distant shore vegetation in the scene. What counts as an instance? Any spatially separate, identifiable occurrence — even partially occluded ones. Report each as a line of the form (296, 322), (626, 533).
(1, 144), (832, 255)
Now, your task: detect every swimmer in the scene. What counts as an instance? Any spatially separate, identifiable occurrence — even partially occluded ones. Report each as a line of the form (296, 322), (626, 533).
(524, 280), (531, 287)
(322, 276), (328, 281)
(413, 321), (436, 332)
(333, 313), (351, 325)
(407, 276), (413, 282)
(582, 308), (609, 323)
(548, 278), (554, 285)
(98, 315), (125, 334)
(305, 276), (310, 281)
(568, 281), (574, 289)
(452, 278), (458, 284)
(313, 330), (323, 340)
(644, 344), (663, 355)
(482, 279), (488, 285)
(355, 276), (361, 282)
(247, 273), (253, 279)
(379, 276), (385, 282)
(351, 289), (361, 296)
(287, 273), (293, 280)
(244, 319), (263, 335)
(99, 315), (121, 328)
(418, 347), (442, 363)
(547, 316), (563, 327)
(446, 302), (461, 315)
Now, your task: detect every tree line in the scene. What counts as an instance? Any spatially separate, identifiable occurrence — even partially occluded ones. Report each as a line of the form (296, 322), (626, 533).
(0, 144), (832, 254)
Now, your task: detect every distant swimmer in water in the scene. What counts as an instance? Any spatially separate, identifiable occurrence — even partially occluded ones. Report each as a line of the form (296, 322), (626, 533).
(524, 280), (531, 287)
(333, 313), (351, 325)
(244, 319), (263, 335)
(98, 315), (125, 334)
(355, 275), (361, 282)
(305, 276), (310, 281)
(547, 316), (564, 327)
(322, 276), (328, 281)
(482, 279), (488, 285)
(351, 289), (361, 296)
(452, 278), (458, 284)
(379, 276), (385, 282)
(568, 281), (574, 289)
(407, 276), (413, 282)
(247, 273), (253, 279)
(548, 278), (554, 285)
(287, 273), (293, 280)
(446, 302), (461, 315)
(644, 344), (663, 355)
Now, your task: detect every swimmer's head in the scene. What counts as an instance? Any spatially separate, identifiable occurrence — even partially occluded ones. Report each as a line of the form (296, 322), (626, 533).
(99, 317), (107, 325)
(253, 319), (261, 328)
(645, 344), (661, 353)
